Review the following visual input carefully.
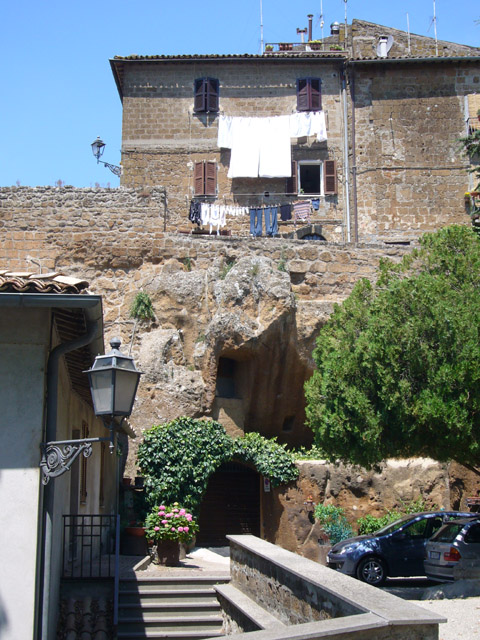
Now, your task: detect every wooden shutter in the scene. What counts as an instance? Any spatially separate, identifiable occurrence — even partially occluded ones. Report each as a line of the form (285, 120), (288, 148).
(206, 78), (219, 113)
(205, 161), (217, 196)
(324, 160), (337, 195)
(194, 78), (206, 113)
(310, 78), (322, 111)
(285, 161), (298, 194)
(194, 161), (205, 195)
(297, 79), (309, 112)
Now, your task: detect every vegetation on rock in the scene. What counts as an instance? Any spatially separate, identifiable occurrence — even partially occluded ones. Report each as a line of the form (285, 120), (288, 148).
(305, 226), (480, 468)
(314, 503), (354, 544)
(130, 291), (155, 321)
(356, 497), (431, 535)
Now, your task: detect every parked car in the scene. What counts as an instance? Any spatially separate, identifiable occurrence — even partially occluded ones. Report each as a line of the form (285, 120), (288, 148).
(424, 517), (480, 582)
(326, 511), (476, 586)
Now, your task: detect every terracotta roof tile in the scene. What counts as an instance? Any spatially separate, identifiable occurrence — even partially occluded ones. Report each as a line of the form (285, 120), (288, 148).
(0, 270), (89, 294)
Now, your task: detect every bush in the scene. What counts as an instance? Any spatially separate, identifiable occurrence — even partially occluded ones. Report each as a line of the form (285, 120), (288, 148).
(314, 503), (354, 545)
(356, 497), (432, 535)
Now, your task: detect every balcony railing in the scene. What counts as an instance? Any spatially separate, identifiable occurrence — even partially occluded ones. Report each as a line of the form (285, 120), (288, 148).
(263, 42), (346, 54)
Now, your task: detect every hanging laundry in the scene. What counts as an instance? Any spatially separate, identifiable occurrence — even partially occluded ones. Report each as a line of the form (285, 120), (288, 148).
(218, 112), (328, 178)
(189, 200), (202, 226)
(293, 200), (311, 223)
(250, 208), (263, 237)
(280, 203), (292, 221)
(264, 206), (278, 237)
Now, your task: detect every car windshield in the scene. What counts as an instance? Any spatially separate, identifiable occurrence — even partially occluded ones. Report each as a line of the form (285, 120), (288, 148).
(430, 522), (464, 543)
(374, 515), (416, 536)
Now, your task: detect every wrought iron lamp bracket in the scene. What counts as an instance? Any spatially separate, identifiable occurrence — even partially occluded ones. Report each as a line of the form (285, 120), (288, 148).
(40, 420), (116, 485)
(99, 160), (122, 177)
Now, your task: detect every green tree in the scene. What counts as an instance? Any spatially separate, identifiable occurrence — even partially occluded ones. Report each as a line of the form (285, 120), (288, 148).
(305, 226), (480, 468)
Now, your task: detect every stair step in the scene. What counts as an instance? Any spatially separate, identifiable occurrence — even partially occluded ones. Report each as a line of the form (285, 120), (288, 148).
(119, 603), (221, 617)
(117, 631), (224, 640)
(117, 616), (223, 634)
(120, 576), (229, 590)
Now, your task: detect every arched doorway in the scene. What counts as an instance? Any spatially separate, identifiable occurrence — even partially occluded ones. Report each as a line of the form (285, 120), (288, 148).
(197, 462), (260, 546)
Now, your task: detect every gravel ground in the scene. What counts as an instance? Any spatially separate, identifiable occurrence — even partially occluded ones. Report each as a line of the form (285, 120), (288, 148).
(416, 596), (480, 640)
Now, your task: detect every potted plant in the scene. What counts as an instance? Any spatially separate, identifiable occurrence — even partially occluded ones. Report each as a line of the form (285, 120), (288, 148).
(144, 503), (199, 566)
(265, 45), (273, 52)
(309, 40), (322, 51)
(329, 44), (343, 51)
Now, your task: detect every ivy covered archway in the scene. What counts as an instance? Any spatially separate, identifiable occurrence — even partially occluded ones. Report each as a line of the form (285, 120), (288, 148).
(137, 417), (299, 515)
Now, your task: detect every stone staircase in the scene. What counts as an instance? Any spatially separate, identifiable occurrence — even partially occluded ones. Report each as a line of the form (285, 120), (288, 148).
(117, 575), (229, 640)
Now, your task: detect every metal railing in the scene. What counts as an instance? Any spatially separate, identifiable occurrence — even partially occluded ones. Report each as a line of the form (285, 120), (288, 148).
(62, 514), (118, 579)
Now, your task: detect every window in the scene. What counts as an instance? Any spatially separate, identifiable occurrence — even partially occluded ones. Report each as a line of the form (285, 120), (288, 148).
(194, 161), (217, 196)
(297, 78), (322, 112)
(194, 78), (219, 113)
(286, 160), (337, 195)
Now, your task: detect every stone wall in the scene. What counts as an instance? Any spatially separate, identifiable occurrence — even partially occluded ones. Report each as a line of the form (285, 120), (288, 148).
(352, 61), (477, 243)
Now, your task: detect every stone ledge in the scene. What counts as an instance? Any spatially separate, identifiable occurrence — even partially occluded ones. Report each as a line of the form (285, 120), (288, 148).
(227, 535), (446, 635)
(215, 583), (286, 631)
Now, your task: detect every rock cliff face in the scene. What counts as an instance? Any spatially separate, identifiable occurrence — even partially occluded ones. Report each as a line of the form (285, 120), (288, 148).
(124, 253), (334, 476)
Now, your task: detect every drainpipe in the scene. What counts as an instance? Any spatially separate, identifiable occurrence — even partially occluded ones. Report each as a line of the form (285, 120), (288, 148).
(341, 69), (351, 243)
(39, 318), (101, 640)
(349, 66), (359, 243)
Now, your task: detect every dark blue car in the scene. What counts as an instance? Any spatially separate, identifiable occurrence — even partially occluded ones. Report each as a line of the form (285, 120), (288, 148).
(326, 511), (476, 586)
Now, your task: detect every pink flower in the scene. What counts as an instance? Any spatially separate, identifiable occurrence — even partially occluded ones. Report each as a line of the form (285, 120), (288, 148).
(161, 520), (168, 524)
(154, 526), (160, 531)
(158, 511), (165, 517)
(184, 526), (189, 533)
(171, 527), (176, 532)
(166, 513), (173, 518)
(179, 509), (186, 515)
(178, 527), (184, 532)
(186, 514), (192, 521)
(172, 508), (179, 513)
(159, 505), (166, 510)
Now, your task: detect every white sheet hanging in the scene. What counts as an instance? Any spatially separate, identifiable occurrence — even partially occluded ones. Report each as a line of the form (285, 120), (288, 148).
(218, 112), (328, 178)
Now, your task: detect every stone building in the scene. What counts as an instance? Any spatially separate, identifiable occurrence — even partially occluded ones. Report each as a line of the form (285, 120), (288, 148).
(110, 19), (480, 244)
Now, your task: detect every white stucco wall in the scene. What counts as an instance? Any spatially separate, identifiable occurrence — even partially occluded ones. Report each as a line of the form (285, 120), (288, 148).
(0, 308), (50, 640)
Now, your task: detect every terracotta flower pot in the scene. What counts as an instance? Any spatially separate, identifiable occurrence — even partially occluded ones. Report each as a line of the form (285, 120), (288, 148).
(156, 540), (180, 566)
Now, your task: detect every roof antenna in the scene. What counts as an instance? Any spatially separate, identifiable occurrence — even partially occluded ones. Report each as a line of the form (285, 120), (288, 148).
(433, 0), (438, 56)
(406, 13), (411, 55)
(344, 0), (348, 48)
(320, 0), (325, 42)
(260, 0), (264, 53)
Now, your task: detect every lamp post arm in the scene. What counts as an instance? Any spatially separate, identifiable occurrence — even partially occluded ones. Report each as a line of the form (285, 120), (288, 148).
(40, 432), (114, 485)
(98, 160), (122, 177)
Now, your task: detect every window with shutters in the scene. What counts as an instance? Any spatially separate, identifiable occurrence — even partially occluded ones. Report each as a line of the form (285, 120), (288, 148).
(194, 78), (219, 113)
(286, 160), (337, 196)
(297, 78), (322, 112)
(194, 161), (217, 196)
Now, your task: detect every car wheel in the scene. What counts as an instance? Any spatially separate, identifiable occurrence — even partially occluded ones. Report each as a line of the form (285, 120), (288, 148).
(356, 556), (387, 586)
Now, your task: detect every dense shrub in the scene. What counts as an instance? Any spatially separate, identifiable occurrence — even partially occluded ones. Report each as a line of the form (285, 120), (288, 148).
(314, 504), (354, 545)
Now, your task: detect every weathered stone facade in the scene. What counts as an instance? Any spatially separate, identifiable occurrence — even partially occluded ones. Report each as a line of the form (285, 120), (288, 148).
(110, 19), (480, 244)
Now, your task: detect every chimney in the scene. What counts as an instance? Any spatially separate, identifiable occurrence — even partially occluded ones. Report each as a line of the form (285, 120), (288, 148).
(308, 14), (313, 42)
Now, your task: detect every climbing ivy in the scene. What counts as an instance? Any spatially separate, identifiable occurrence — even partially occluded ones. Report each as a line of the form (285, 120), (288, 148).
(232, 432), (299, 487)
(137, 417), (299, 514)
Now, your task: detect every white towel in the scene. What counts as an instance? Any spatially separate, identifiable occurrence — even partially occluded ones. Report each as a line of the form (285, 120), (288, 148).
(289, 112), (327, 142)
(217, 115), (234, 148)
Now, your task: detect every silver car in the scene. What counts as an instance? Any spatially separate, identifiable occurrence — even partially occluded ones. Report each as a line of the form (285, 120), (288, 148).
(424, 517), (480, 582)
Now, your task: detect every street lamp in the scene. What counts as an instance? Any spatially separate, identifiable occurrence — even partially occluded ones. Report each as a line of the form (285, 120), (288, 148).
(91, 136), (122, 177)
(40, 338), (142, 484)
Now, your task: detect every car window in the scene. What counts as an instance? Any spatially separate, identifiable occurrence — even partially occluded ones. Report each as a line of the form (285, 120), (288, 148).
(376, 515), (414, 536)
(464, 524), (480, 544)
(403, 518), (429, 538)
(430, 522), (464, 543)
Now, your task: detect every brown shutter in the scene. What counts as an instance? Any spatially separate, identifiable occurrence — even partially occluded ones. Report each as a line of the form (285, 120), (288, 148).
(310, 79), (322, 111)
(297, 79), (309, 112)
(206, 78), (219, 113)
(205, 161), (217, 196)
(285, 161), (298, 194)
(194, 78), (205, 112)
(324, 160), (337, 195)
(194, 161), (205, 195)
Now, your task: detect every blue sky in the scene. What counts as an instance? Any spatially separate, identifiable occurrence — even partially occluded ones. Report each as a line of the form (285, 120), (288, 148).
(1, 0), (478, 188)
